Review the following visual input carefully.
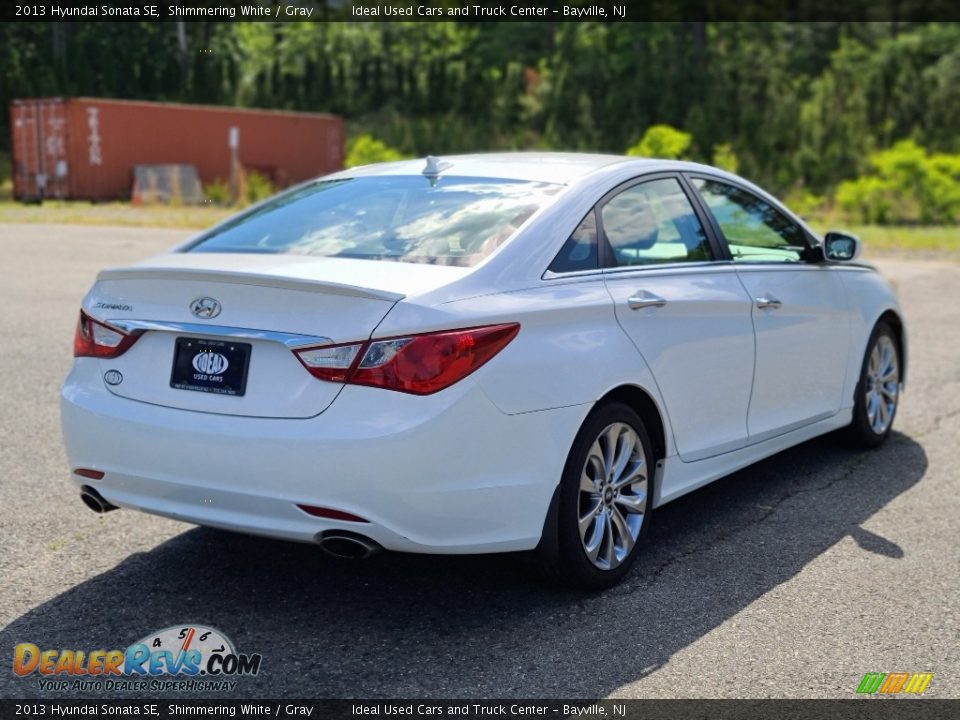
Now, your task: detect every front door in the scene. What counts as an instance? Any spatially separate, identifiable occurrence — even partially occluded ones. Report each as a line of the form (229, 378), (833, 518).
(690, 176), (852, 441)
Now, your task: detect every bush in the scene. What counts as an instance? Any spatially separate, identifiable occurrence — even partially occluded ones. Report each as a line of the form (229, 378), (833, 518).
(204, 179), (232, 206)
(783, 189), (826, 220)
(711, 143), (739, 173)
(345, 134), (408, 168)
(205, 173), (275, 207)
(835, 140), (960, 224)
(626, 125), (692, 160)
(921, 153), (960, 223)
(242, 171), (276, 205)
(836, 177), (893, 224)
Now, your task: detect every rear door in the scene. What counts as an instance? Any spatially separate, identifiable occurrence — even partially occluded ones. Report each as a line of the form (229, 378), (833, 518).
(595, 174), (757, 462)
(688, 175), (852, 441)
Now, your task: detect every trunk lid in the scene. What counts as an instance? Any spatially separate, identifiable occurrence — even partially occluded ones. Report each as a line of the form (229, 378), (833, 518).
(85, 253), (468, 418)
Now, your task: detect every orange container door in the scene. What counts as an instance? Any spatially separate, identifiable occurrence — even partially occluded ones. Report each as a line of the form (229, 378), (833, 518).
(10, 100), (71, 201)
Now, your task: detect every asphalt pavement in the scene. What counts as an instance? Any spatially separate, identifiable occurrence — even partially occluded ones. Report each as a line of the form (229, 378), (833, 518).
(0, 223), (957, 699)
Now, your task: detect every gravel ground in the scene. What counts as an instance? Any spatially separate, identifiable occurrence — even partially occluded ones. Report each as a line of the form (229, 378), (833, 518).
(0, 223), (957, 699)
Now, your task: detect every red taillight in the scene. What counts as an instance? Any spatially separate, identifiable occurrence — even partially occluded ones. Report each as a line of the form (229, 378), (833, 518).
(292, 341), (364, 383)
(292, 323), (519, 395)
(73, 468), (105, 480)
(353, 324), (520, 395)
(73, 310), (140, 359)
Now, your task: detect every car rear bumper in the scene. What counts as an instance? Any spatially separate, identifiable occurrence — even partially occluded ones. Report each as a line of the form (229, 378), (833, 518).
(61, 359), (587, 553)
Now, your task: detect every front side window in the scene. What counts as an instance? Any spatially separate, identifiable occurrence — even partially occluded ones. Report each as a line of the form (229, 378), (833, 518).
(692, 178), (806, 263)
(188, 176), (562, 267)
(599, 178), (712, 267)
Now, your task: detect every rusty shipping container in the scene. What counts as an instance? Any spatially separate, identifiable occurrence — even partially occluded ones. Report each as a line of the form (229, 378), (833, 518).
(10, 97), (344, 201)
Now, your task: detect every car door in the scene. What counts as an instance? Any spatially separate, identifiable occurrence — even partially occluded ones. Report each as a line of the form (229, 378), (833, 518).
(591, 174), (757, 462)
(689, 175), (852, 442)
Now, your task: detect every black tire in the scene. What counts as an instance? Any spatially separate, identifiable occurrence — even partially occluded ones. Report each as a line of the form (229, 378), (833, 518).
(847, 321), (901, 448)
(551, 401), (654, 590)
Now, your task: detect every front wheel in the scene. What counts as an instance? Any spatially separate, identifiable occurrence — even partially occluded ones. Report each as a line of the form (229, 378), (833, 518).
(553, 402), (654, 589)
(847, 322), (901, 448)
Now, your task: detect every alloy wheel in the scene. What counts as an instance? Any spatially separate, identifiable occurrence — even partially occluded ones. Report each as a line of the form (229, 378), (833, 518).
(865, 334), (899, 435)
(577, 422), (648, 570)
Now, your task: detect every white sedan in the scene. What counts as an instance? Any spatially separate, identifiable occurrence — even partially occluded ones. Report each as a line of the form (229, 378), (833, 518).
(61, 153), (905, 588)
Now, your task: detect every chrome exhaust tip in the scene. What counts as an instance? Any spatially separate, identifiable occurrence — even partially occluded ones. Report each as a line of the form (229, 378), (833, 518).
(80, 486), (118, 514)
(317, 532), (381, 560)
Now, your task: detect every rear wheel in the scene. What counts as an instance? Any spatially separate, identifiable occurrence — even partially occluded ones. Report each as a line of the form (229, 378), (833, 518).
(847, 322), (900, 448)
(553, 402), (653, 589)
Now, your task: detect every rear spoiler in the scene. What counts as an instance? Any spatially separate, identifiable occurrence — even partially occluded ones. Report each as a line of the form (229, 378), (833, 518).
(96, 266), (405, 302)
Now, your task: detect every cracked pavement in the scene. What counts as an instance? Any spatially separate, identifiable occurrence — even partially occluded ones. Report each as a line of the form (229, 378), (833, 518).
(0, 224), (957, 699)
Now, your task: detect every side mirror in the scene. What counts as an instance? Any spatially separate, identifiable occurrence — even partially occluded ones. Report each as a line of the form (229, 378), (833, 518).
(823, 231), (862, 262)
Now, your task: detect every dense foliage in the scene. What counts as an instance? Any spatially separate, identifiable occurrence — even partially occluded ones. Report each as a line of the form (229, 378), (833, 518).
(836, 141), (960, 224)
(2, 21), (959, 220)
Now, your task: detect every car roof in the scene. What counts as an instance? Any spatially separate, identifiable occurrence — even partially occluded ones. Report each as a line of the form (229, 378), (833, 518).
(327, 152), (655, 185)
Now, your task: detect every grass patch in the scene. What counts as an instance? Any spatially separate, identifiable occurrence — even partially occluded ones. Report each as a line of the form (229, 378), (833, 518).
(0, 200), (233, 229)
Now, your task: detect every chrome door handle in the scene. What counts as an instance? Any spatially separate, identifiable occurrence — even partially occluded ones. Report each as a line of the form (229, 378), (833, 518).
(755, 294), (782, 309)
(627, 291), (667, 310)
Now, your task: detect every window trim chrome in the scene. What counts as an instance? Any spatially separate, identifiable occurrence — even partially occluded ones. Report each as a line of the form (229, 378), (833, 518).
(104, 319), (333, 350)
(542, 259), (733, 281)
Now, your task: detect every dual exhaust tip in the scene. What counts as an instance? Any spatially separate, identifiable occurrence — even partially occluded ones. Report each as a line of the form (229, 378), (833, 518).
(80, 485), (118, 514)
(79, 486), (381, 560)
(316, 531), (381, 560)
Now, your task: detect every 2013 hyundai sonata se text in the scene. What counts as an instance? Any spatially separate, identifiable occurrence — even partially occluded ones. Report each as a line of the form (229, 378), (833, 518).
(61, 153), (906, 588)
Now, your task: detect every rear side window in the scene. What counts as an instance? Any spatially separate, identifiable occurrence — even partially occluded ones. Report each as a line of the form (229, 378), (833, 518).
(692, 178), (806, 262)
(548, 210), (599, 274)
(600, 178), (712, 267)
(188, 176), (562, 267)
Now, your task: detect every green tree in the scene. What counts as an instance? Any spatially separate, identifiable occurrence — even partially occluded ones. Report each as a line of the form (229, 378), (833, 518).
(627, 125), (692, 159)
(712, 143), (739, 173)
(2, 20), (960, 203)
(345, 134), (407, 167)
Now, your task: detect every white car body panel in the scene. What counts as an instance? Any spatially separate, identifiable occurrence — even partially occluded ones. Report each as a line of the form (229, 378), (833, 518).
(62, 358), (586, 552)
(85, 275), (397, 418)
(835, 267), (908, 395)
(101, 251), (470, 300)
(60, 153), (906, 556)
(604, 265), (755, 462)
(656, 409), (855, 505)
(734, 265), (852, 440)
(377, 278), (673, 425)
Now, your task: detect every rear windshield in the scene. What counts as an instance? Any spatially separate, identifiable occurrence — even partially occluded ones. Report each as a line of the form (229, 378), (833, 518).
(187, 175), (562, 267)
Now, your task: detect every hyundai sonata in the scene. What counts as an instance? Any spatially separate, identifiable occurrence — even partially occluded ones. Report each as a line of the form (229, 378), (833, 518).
(61, 153), (905, 588)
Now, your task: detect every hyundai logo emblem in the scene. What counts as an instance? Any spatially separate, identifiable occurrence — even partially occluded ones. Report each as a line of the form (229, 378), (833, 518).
(190, 297), (221, 319)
